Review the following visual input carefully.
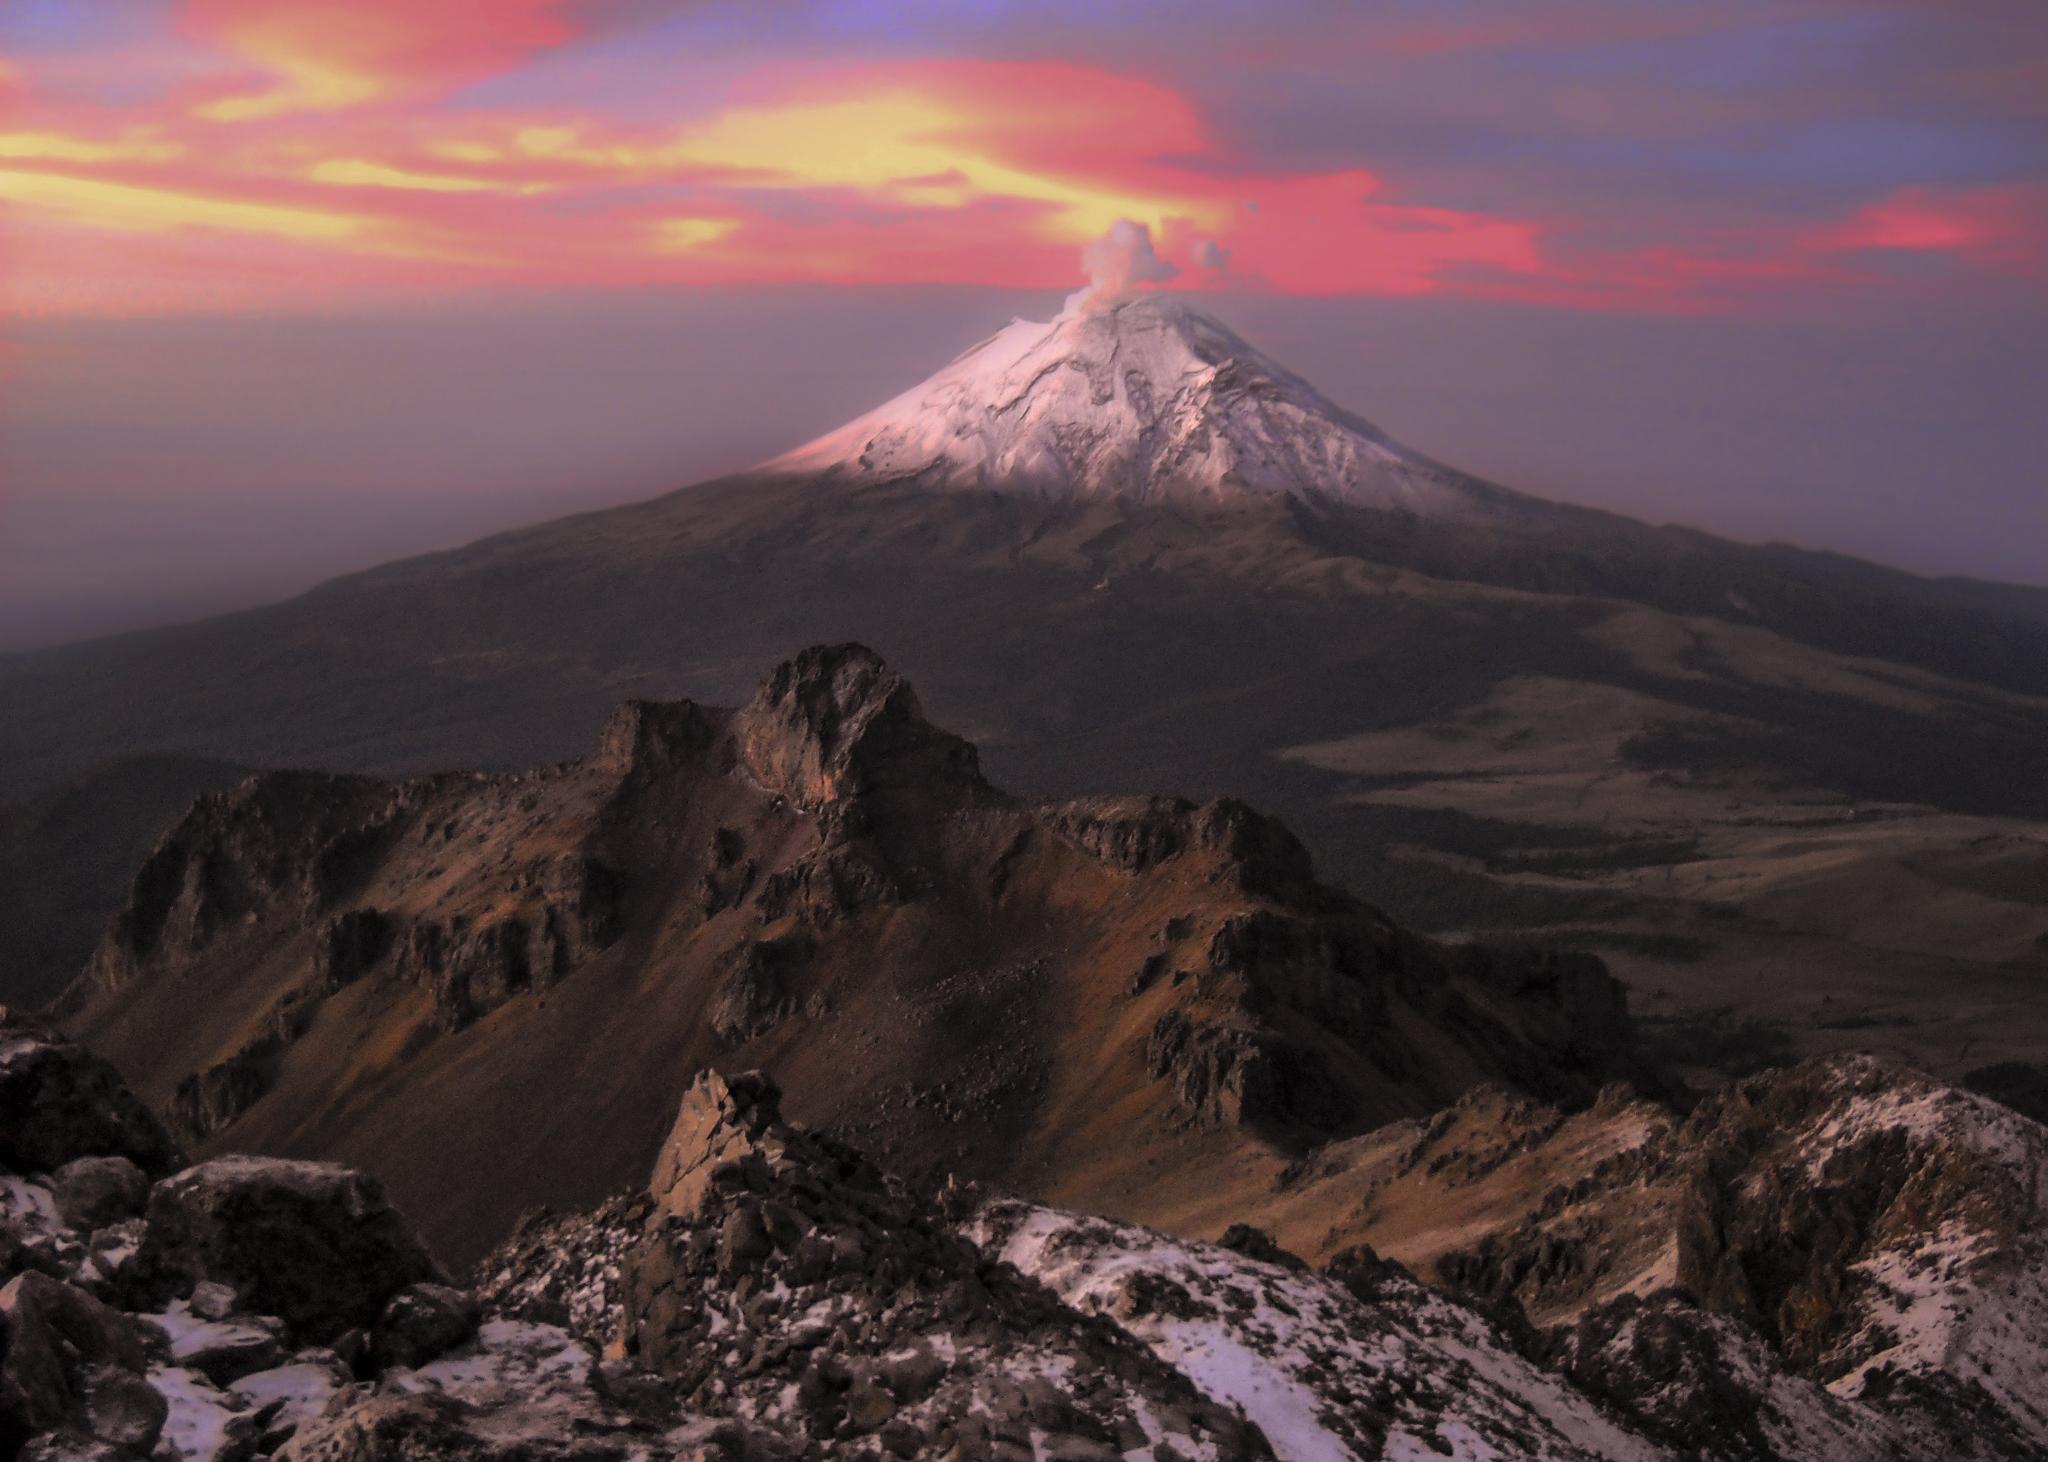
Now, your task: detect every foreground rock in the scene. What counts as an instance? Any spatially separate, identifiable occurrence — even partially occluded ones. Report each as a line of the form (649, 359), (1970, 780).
(489, 1069), (1276, 1459)
(12, 1004), (2048, 1459)
(968, 1202), (1665, 1461)
(485, 1055), (2048, 1461)
(0, 1010), (717, 1462)
(133, 1158), (444, 1341)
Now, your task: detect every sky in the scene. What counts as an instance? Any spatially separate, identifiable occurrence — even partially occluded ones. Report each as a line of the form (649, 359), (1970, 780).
(1, 0), (2044, 648)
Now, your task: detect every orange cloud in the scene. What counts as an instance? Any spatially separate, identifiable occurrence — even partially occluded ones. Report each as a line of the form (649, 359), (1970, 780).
(18, 27), (2038, 320)
(0, 131), (186, 164)
(182, 0), (577, 119)
(486, 61), (1229, 245)
(0, 168), (370, 242)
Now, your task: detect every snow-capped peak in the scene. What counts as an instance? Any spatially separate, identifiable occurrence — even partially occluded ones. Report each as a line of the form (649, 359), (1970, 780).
(766, 293), (1502, 512)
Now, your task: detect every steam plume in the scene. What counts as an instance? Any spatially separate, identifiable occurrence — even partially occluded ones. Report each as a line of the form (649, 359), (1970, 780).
(1064, 219), (1177, 314)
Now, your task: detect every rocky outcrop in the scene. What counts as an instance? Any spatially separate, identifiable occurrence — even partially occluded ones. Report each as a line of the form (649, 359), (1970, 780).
(78, 774), (395, 1000)
(645, 1069), (786, 1222)
(1137, 904), (1639, 1133)
(311, 910), (390, 994)
(1543, 1294), (1952, 1462)
(394, 918), (534, 1034)
(169, 1048), (278, 1144)
(705, 939), (809, 1046)
(1050, 796), (1319, 903)
(1144, 1011), (1341, 1132)
(591, 698), (720, 784)
(1392, 1055), (2048, 1456)
(1667, 1057), (2047, 1385)
(502, 1069), (1279, 1459)
(732, 643), (985, 811)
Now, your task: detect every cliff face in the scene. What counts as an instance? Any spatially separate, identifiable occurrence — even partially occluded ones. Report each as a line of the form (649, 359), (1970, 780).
(62, 644), (1645, 1268)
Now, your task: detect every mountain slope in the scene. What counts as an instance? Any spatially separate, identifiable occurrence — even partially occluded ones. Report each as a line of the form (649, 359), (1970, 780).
(477, 1049), (2048, 1460)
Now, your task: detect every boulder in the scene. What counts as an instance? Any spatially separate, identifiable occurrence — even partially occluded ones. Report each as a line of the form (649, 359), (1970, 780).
(0, 1012), (182, 1177)
(0, 1272), (151, 1451)
(78, 1367), (166, 1452)
(1216, 1225), (1306, 1271)
(134, 1157), (443, 1342)
(49, 1159), (148, 1233)
(369, 1284), (480, 1372)
(188, 1283), (237, 1323)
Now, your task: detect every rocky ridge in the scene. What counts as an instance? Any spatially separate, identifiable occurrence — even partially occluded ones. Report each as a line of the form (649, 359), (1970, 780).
(61, 644), (1648, 1268)
(488, 1068), (1277, 1460)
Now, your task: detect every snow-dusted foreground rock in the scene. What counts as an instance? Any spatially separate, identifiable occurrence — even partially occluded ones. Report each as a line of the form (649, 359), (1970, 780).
(970, 1203), (1667, 1462)
(1393, 1056), (2048, 1458)
(0, 1009), (745, 1462)
(10, 1001), (2048, 1460)
(481, 1069), (1274, 1460)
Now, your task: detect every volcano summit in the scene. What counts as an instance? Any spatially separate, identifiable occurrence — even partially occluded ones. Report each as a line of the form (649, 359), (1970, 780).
(772, 293), (1515, 515)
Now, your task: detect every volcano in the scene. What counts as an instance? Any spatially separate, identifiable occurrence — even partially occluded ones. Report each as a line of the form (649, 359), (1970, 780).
(770, 293), (1516, 516)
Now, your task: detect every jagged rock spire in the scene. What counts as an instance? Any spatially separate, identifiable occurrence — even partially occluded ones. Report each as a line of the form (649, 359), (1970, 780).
(733, 643), (983, 809)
